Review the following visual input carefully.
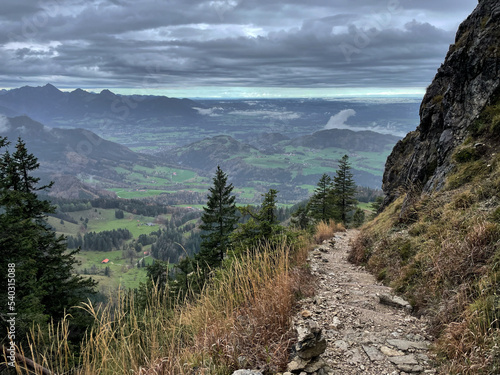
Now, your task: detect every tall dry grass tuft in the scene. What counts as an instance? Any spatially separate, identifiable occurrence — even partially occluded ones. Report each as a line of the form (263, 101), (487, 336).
(175, 241), (303, 374)
(348, 231), (373, 264)
(313, 219), (344, 244)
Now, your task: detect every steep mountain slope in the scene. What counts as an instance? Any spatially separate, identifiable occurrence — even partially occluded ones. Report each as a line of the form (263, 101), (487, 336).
(351, 1), (500, 373)
(383, 0), (500, 205)
(0, 115), (153, 182)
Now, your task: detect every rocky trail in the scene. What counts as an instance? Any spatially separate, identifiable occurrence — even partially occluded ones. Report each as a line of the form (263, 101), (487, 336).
(287, 229), (436, 375)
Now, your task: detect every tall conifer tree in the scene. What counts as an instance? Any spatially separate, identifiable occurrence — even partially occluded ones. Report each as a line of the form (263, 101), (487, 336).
(333, 155), (357, 224)
(198, 166), (238, 269)
(308, 173), (336, 221)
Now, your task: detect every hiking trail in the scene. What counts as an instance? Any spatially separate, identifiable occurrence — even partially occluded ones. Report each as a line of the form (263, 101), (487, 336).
(291, 229), (436, 375)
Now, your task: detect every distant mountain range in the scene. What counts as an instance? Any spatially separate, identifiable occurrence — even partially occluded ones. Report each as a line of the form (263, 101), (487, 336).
(166, 130), (398, 167)
(163, 130), (399, 188)
(289, 129), (400, 152)
(0, 84), (202, 127)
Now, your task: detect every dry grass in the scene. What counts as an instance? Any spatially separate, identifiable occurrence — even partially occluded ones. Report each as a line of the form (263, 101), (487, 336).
(2, 236), (314, 375)
(313, 219), (345, 244)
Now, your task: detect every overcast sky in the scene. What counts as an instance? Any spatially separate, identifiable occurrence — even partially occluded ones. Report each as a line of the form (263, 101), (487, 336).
(0, 0), (479, 98)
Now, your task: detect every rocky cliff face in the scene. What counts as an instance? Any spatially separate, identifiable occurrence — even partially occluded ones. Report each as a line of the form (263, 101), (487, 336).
(383, 0), (500, 205)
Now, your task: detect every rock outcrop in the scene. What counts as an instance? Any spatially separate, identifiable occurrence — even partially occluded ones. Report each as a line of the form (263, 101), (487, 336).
(383, 0), (500, 205)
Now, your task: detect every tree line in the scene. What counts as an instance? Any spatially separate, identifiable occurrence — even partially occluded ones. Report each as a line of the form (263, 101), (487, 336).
(66, 228), (132, 251)
(295, 155), (364, 229)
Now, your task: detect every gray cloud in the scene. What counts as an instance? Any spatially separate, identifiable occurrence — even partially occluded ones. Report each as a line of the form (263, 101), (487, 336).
(0, 0), (479, 93)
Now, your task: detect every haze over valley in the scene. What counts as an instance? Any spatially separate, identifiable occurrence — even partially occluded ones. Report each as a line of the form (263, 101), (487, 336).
(0, 84), (417, 203)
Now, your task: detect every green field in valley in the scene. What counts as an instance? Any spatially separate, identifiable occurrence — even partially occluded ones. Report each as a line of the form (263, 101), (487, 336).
(74, 249), (156, 290)
(49, 208), (162, 237)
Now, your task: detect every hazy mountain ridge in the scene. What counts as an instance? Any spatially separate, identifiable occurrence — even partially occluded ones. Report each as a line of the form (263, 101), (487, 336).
(288, 128), (400, 152)
(0, 84), (409, 197)
(163, 129), (397, 188)
(0, 84), (202, 127)
(0, 115), (153, 178)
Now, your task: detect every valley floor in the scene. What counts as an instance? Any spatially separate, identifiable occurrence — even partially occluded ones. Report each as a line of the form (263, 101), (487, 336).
(294, 230), (436, 374)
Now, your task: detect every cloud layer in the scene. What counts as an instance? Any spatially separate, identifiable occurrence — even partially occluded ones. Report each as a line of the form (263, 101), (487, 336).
(0, 0), (478, 94)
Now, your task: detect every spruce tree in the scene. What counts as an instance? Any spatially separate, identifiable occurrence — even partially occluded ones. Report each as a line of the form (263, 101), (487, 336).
(0, 137), (96, 343)
(258, 188), (279, 238)
(333, 155), (358, 224)
(198, 166), (238, 269)
(352, 208), (365, 228)
(308, 173), (336, 221)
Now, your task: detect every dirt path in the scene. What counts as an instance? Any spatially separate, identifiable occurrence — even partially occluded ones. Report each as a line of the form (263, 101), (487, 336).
(293, 230), (436, 375)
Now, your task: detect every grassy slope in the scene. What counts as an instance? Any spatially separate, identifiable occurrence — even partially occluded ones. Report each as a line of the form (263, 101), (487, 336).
(74, 250), (155, 290)
(56, 208), (159, 237)
(350, 102), (500, 374)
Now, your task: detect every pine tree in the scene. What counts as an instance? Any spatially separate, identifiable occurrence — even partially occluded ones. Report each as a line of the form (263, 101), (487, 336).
(0, 137), (96, 342)
(333, 155), (358, 224)
(198, 166), (238, 269)
(307, 173), (337, 221)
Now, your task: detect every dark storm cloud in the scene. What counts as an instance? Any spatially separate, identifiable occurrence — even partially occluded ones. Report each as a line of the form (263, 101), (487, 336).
(0, 0), (479, 92)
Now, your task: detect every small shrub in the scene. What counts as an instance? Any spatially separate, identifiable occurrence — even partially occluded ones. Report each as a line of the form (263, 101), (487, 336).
(490, 207), (500, 223)
(432, 95), (444, 105)
(348, 232), (373, 265)
(453, 146), (479, 164)
(408, 222), (428, 237)
(377, 268), (387, 281)
(399, 239), (414, 262)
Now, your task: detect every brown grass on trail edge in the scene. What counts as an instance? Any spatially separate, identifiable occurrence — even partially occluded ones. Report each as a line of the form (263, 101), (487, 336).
(348, 231), (373, 264)
(348, 190), (500, 374)
(313, 220), (345, 244)
(5, 236), (320, 375)
(136, 239), (316, 375)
